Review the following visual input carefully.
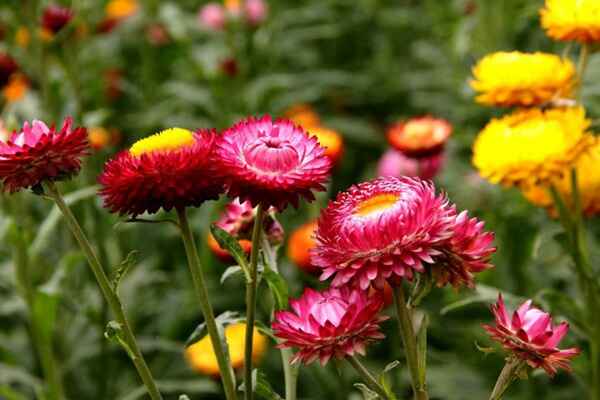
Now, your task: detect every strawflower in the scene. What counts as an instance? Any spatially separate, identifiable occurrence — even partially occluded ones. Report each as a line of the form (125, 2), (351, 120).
(287, 220), (319, 275)
(198, 3), (226, 31)
(387, 116), (452, 157)
(472, 107), (594, 188)
(244, 0), (268, 26)
(41, 5), (74, 35)
(2, 74), (28, 103)
(312, 176), (495, 289)
(470, 51), (576, 107)
(215, 115), (331, 210)
(99, 128), (223, 216)
(377, 148), (443, 180)
(541, 0), (600, 43)
(0, 118), (88, 193)
(186, 323), (267, 376)
(483, 294), (580, 376)
(106, 0), (139, 21)
(272, 287), (387, 365)
(306, 125), (344, 166)
(284, 104), (321, 129)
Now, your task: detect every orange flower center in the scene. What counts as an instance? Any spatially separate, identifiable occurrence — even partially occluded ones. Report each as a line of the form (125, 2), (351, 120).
(402, 120), (434, 145)
(355, 194), (399, 216)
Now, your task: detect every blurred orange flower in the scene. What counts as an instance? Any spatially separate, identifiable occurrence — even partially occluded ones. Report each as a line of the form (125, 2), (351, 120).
(287, 220), (319, 275)
(2, 74), (28, 103)
(387, 116), (452, 157)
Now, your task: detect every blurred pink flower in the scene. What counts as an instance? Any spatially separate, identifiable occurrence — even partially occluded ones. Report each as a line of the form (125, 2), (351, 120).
(483, 295), (580, 376)
(244, 0), (268, 26)
(215, 198), (284, 244)
(272, 287), (387, 365)
(198, 3), (226, 31)
(377, 148), (443, 180)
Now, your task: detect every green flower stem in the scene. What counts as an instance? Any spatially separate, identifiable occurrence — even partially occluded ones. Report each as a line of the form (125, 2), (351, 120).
(489, 358), (523, 400)
(577, 43), (590, 98)
(176, 208), (238, 400)
(12, 209), (65, 400)
(280, 348), (299, 400)
(347, 355), (390, 400)
(392, 286), (428, 400)
(244, 204), (265, 400)
(44, 182), (163, 400)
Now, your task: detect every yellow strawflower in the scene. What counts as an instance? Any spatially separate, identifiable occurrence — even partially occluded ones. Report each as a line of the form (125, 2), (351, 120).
(470, 52), (576, 107)
(185, 323), (267, 376)
(522, 137), (600, 217)
(541, 0), (600, 43)
(106, 0), (139, 20)
(472, 107), (594, 188)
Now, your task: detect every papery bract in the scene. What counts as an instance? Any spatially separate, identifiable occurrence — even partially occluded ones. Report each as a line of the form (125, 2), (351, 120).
(0, 118), (88, 193)
(312, 176), (495, 289)
(483, 294), (580, 376)
(272, 287), (387, 365)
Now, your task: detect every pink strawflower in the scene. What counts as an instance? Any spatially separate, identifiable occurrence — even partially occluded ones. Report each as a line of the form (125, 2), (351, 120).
(215, 116), (331, 210)
(483, 295), (580, 376)
(215, 198), (284, 244)
(0, 118), (88, 193)
(312, 176), (495, 289)
(272, 287), (388, 365)
(244, 0), (268, 26)
(377, 148), (444, 180)
(41, 5), (74, 34)
(198, 3), (226, 31)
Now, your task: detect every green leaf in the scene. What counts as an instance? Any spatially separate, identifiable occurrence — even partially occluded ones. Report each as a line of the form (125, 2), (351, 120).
(32, 291), (59, 345)
(416, 314), (428, 387)
(221, 265), (244, 284)
(354, 383), (380, 400)
(441, 285), (522, 315)
(0, 385), (29, 400)
(261, 268), (289, 310)
(112, 251), (139, 292)
(178, 396), (191, 400)
(185, 311), (242, 347)
(474, 341), (496, 355)
(210, 225), (250, 279)
(245, 370), (284, 400)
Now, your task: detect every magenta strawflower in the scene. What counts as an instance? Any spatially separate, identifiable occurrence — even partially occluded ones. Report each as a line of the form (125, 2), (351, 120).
(216, 115), (331, 210)
(198, 3), (226, 31)
(272, 287), (387, 365)
(99, 128), (223, 216)
(377, 148), (444, 180)
(312, 176), (495, 289)
(483, 294), (580, 376)
(0, 118), (88, 193)
(215, 198), (283, 244)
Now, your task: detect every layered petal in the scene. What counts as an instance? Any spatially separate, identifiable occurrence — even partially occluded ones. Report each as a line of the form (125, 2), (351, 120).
(541, 0), (600, 43)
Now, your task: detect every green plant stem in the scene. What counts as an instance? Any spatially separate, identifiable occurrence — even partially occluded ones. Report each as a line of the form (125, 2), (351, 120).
(489, 358), (522, 400)
(12, 213), (65, 400)
(244, 204), (265, 400)
(44, 182), (163, 400)
(392, 286), (428, 400)
(577, 44), (590, 98)
(176, 208), (238, 400)
(280, 348), (299, 400)
(347, 355), (390, 400)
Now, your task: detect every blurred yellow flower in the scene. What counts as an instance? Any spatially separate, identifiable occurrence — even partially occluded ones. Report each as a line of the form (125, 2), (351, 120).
(541, 0), (600, 43)
(106, 0), (139, 20)
(284, 104), (321, 129)
(307, 125), (344, 166)
(522, 137), (600, 217)
(473, 107), (593, 188)
(470, 52), (576, 107)
(15, 26), (30, 48)
(88, 127), (111, 151)
(225, 0), (241, 14)
(2, 74), (28, 103)
(185, 323), (267, 376)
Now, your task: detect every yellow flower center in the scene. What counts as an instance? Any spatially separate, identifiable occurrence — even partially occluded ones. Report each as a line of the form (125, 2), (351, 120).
(404, 120), (432, 141)
(129, 128), (194, 157)
(355, 194), (399, 216)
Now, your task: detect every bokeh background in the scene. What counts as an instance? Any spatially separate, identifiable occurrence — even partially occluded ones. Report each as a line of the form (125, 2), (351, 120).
(0, 0), (597, 399)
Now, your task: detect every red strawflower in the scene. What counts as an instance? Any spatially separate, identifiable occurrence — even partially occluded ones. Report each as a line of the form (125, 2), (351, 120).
(387, 116), (452, 157)
(272, 287), (388, 365)
(0, 118), (88, 193)
(483, 294), (580, 376)
(215, 116), (331, 210)
(99, 128), (224, 216)
(41, 5), (74, 34)
(312, 176), (495, 290)
(0, 53), (18, 87)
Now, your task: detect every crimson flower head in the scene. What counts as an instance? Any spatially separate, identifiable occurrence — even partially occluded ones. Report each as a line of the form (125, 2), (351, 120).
(41, 5), (74, 34)
(0, 53), (18, 87)
(312, 176), (495, 290)
(0, 118), (88, 193)
(483, 294), (580, 376)
(99, 128), (224, 216)
(216, 116), (331, 210)
(272, 287), (387, 365)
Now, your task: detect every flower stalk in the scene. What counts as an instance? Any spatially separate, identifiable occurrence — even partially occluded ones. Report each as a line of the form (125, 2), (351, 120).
(176, 207), (238, 400)
(489, 357), (524, 400)
(393, 285), (428, 400)
(44, 181), (163, 400)
(244, 203), (265, 400)
(347, 355), (390, 400)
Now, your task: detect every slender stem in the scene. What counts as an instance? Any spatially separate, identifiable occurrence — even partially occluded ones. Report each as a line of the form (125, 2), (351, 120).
(12, 211), (65, 400)
(392, 286), (428, 400)
(280, 348), (299, 400)
(176, 208), (238, 400)
(44, 182), (163, 400)
(489, 358), (522, 400)
(577, 44), (590, 100)
(347, 355), (390, 400)
(244, 204), (265, 400)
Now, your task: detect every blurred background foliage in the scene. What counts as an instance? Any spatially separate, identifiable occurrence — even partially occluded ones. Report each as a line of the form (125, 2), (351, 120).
(0, 0), (596, 399)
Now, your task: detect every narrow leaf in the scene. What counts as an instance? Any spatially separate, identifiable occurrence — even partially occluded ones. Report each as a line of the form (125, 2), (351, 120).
(262, 268), (289, 310)
(210, 225), (250, 278)
(221, 265), (244, 284)
(112, 251), (139, 292)
(416, 314), (428, 386)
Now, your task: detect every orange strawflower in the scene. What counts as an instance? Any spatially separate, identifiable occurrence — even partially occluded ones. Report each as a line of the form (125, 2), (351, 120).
(2, 74), (28, 103)
(306, 125), (344, 166)
(387, 116), (452, 157)
(207, 232), (252, 262)
(284, 104), (321, 129)
(287, 220), (319, 275)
